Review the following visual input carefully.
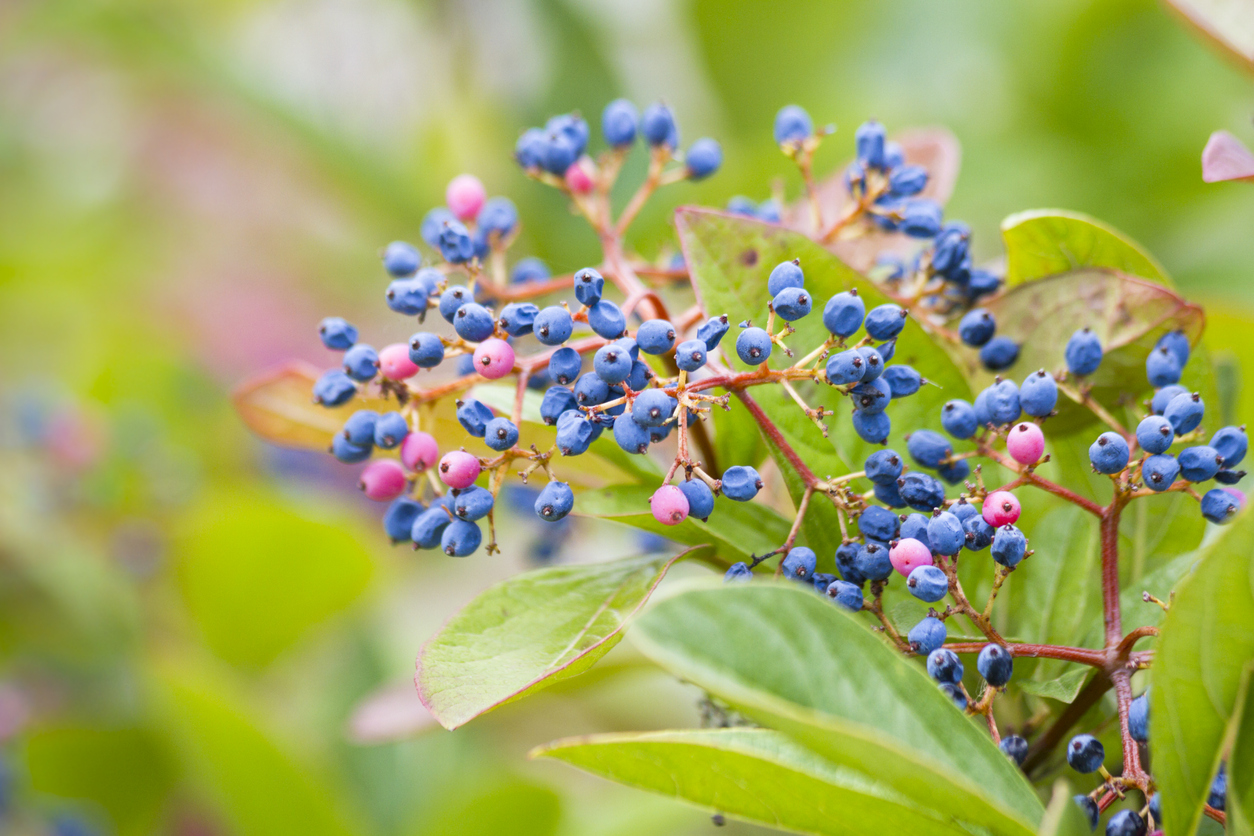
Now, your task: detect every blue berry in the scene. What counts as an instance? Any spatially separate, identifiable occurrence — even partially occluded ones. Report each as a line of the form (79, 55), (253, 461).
(539, 386), (578, 425)
(484, 417), (520, 451)
(855, 542), (893, 582)
(615, 336), (641, 361)
(437, 219), (476, 263)
(546, 113), (589, 155)
(938, 459), (970, 485)
(977, 644), (1014, 686)
(901, 199), (943, 238)
(1179, 445), (1222, 482)
(1146, 345), (1182, 387)
(858, 505), (900, 541)
(874, 479), (907, 507)
(383, 241), (420, 276)
(319, 317), (358, 351)
(555, 412), (595, 456)
(1141, 454), (1180, 491)
(331, 433), (371, 463)
(442, 518), (482, 556)
(453, 303), (496, 342)
(1090, 432), (1130, 474)
(782, 547), (817, 581)
(451, 485), (495, 521)
(342, 410), (378, 446)
(909, 565), (949, 603)
(588, 300), (627, 339)
(640, 102), (678, 148)
(456, 399), (495, 437)
(1128, 691), (1149, 743)
(865, 449), (904, 485)
(514, 129), (547, 169)
(772, 286), (812, 321)
(1065, 328), (1103, 376)
(773, 105), (813, 145)
(411, 505), (452, 549)
(548, 347), (582, 386)
(593, 344), (633, 385)
(636, 320), (677, 354)
(1020, 370), (1058, 418)
(511, 257), (550, 284)
(573, 267), (604, 307)
(857, 346), (884, 381)
(1074, 796), (1099, 832)
(1164, 391), (1204, 435)
(864, 304), (907, 340)
(958, 309), (996, 347)
(736, 327), (773, 365)
(852, 410), (892, 444)
(825, 579), (864, 611)
(408, 332), (445, 368)
(698, 315), (730, 350)
(678, 479), (715, 521)
(883, 140), (905, 168)
(534, 306), (574, 345)
(613, 412), (651, 454)
(499, 302), (539, 337)
(908, 616), (947, 656)
(1212, 426), (1247, 466)
(951, 500), (978, 522)
(601, 99), (638, 147)
(721, 466), (762, 501)
(438, 286), (472, 322)
(928, 511), (965, 556)
(939, 682), (968, 710)
(1152, 384), (1189, 415)
(927, 648), (963, 683)
(1148, 793), (1161, 825)
(756, 199), (782, 222)
(767, 260), (805, 296)
(899, 472), (945, 511)
(342, 344), (379, 382)
(724, 562), (752, 582)
(383, 496), (424, 543)
(889, 164), (928, 197)
(421, 207), (455, 246)
(374, 411), (409, 448)
(313, 369), (357, 406)
(1209, 763), (1227, 811)
(973, 388), (992, 427)
(822, 290), (865, 337)
(855, 120), (887, 168)
(964, 516), (995, 551)
(1156, 329), (1190, 367)
(851, 379), (891, 414)
(900, 513), (932, 549)
(877, 339), (897, 363)
(941, 399), (979, 439)
(1000, 735), (1028, 767)
(1066, 734), (1104, 774)
(826, 349), (866, 385)
(573, 373), (610, 406)
(675, 340), (708, 372)
(626, 360), (652, 391)
(726, 196), (757, 216)
(686, 138), (722, 179)
(908, 429), (952, 469)
(1215, 468), (1247, 485)
(1201, 488), (1241, 523)
(931, 223), (970, 274)
(1105, 810), (1145, 836)
(991, 525), (1027, 567)
(835, 542), (865, 584)
(980, 336), (1020, 372)
(632, 389), (675, 427)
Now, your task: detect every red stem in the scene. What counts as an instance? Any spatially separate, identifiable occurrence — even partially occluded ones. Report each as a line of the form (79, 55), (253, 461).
(943, 642), (1107, 667)
(734, 389), (818, 488)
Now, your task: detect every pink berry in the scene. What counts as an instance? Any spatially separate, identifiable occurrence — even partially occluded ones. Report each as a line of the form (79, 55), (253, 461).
(438, 450), (481, 489)
(473, 338), (515, 380)
(400, 431), (439, 472)
(890, 537), (933, 577)
(1006, 422), (1045, 465)
(378, 342), (419, 381)
(983, 490), (1021, 526)
(650, 484), (690, 526)
(445, 174), (486, 221)
(359, 459), (407, 501)
(564, 159), (595, 194)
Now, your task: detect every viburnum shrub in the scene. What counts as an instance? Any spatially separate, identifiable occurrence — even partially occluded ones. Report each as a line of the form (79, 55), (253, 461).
(236, 101), (1254, 836)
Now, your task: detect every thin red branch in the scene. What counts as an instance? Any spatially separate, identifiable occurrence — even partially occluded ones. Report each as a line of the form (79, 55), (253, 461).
(942, 642), (1107, 667)
(734, 389), (819, 488)
(1101, 499), (1125, 649)
(979, 445), (1105, 516)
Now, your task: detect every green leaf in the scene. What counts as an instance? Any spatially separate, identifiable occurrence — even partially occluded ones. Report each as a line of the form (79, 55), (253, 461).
(1230, 665), (1254, 836)
(1037, 780), (1098, 836)
(1118, 548), (1202, 637)
(1164, 0), (1254, 74)
(1001, 210), (1169, 287)
(631, 583), (1043, 835)
(1151, 507), (1254, 836)
(533, 728), (973, 836)
(573, 485), (791, 564)
(1018, 668), (1093, 704)
(416, 550), (692, 730)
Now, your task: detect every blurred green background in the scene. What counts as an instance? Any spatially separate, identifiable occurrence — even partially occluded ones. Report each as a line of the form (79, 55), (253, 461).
(0, 0), (1251, 833)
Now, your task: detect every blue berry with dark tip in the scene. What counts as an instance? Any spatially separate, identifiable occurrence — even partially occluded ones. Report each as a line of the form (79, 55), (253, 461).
(883, 365), (922, 397)
(1152, 384), (1188, 415)
(964, 516), (994, 550)
(613, 412), (651, 454)
(835, 542), (865, 585)
(853, 410), (892, 443)
(383, 496), (424, 543)
(456, 399), (495, 437)
(534, 306), (574, 345)
(772, 286), (811, 321)
(548, 347), (582, 385)
(678, 479), (715, 521)
(698, 315), (730, 350)
(774, 105), (813, 145)
(855, 120), (886, 168)
(977, 644), (1013, 686)
(632, 389), (675, 427)
(331, 433), (371, 463)
(573, 373), (610, 407)
(1148, 793), (1161, 825)
(1212, 426), (1247, 466)
(822, 290), (865, 337)
(342, 410), (378, 446)
(1179, 445), (1222, 482)
(1016, 370), (1056, 418)
(782, 547), (816, 581)
(675, 340), (708, 372)
(588, 300), (626, 339)
(721, 466), (762, 501)
(602, 99), (638, 147)
(1201, 488), (1241, 523)
(593, 344), (633, 385)
(874, 478), (907, 507)
(437, 219), (476, 263)
(453, 303), (496, 342)
(908, 616), (947, 655)
(889, 164), (928, 197)
(865, 449), (904, 485)
(991, 525), (1027, 568)
(826, 580), (864, 611)
(724, 562), (752, 582)
(637, 319), (676, 355)
(342, 344), (379, 382)
(1215, 469), (1246, 485)
(899, 472), (945, 512)
(574, 267), (604, 307)
(313, 369), (357, 406)
(908, 430), (952, 469)
(901, 199), (943, 238)
(939, 682), (967, 710)
(1074, 796), (1099, 832)
(1000, 735), (1028, 767)
(1164, 391), (1204, 435)
(442, 518), (482, 556)
(768, 260), (804, 296)
(877, 339), (897, 363)
(374, 411), (409, 448)
(451, 485), (495, 521)
(980, 336), (1020, 371)
(319, 317), (358, 351)
(736, 327), (772, 365)
(421, 207), (454, 246)
(928, 511), (965, 556)
(1136, 415), (1174, 454)
(1146, 345), (1182, 387)
(386, 277), (429, 315)
(938, 459), (970, 485)
(958, 309), (996, 347)
(859, 506), (900, 541)
(484, 417), (519, 451)
(383, 241), (420, 276)
(1066, 734), (1104, 774)
(1105, 810), (1145, 836)
(900, 513), (932, 549)
(640, 102), (678, 148)
(626, 360), (651, 391)
(1210, 764), (1227, 811)
(1128, 692), (1149, 743)
(811, 572), (837, 594)
(864, 304), (906, 340)
(1065, 328), (1103, 376)
(1157, 329), (1190, 367)
(909, 565), (949, 603)
(539, 387), (578, 425)
(438, 286), (472, 322)
(855, 542), (893, 582)
(826, 349), (865, 385)
(1089, 432), (1130, 474)
(499, 302), (539, 337)
(927, 648), (963, 683)
(535, 480), (575, 522)
(941, 400), (979, 439)
(411, 505), (452, 549)
(851, 379), (891, 414)
(408, 332), (444, 368)
(857, 346), (884, 381)
(686, 139), (722, 179)
(1141, 454), (1180, 491)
